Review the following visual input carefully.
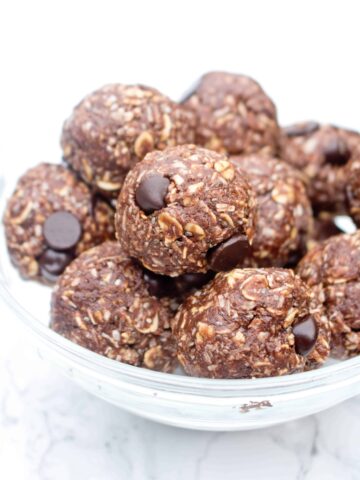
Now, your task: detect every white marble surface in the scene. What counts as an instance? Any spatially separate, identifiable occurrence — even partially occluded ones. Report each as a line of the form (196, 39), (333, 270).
(0, 315), (359, 480)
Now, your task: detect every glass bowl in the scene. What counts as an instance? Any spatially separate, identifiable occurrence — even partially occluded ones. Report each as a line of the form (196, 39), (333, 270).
(1, 175), (360, 431)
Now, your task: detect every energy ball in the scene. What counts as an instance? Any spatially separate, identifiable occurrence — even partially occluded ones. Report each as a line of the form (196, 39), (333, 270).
(298, 231), (360, 358)
(173, 268), (330, 379)
(183, 71), (279, 155)
(345, 155), (360, 226)
(230, 155), (313, 267)
(3, 163), (115, 283)
(280, 122), (360, 212)
(115, 144), (257, 276)
(61, 84), (196, 197)
(50, 241), (176, 372)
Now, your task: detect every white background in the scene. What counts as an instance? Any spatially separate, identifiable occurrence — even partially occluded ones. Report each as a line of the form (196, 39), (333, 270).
(1, 1), (360, 479)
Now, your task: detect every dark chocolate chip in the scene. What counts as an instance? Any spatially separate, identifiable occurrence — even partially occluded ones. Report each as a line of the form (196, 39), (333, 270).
(284, 121), (320, 138)
(135, 174), (170, 214)
(43, 211), (82, 251)
(323, 137), (351, 166)
(293, 316), (319, 356)
(143, 270), (176, 298)
(208, 234), (252, 272)
(174, 271), (215, 295)
(38, 248), (74, 281)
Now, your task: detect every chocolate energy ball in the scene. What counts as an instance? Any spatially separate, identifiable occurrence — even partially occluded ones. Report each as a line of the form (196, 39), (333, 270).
(297, 231), (360, 359)
(345, 155), (360, 226)
(173, 268), (330, 379)
(3, 163), (115, 283)
(280, 122), (360, 212)
(230, 155), (313, 267)
(115, 144), (257, 276)
(183, 71), (279, 155)
(50, 241), (176, 372)
(61, 84), (196, 197)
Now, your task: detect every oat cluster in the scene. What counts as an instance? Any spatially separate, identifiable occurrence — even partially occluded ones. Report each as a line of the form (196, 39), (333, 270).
(3, 163), (114, 282)
(4, 71), (360, 377)
(115, 144), (256, 276)
(184, 72), (279, 155)
(280, 122), (360, 213)
(62, 84), (196, 197)
(50, 242), (176, 371)
(230, 154), (313, 267)
(298, 231), (360, 358)
(173, 268), (329, 378)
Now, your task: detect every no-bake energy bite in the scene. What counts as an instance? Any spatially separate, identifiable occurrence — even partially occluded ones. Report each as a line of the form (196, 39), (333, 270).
(173, 268), (330, 379)
(297, 231), (360, 359)
(230, 155), (313, 267)
(3, 163), (115, 283)
(5, 70), (360, 380)
(183, 71), (279, 155)
(345, 155), (360, 226)
(280, 122), (360, 212)
(50, 241), (176, 372)
(61, 84), (196, 197)
(115, 144), (257, 276)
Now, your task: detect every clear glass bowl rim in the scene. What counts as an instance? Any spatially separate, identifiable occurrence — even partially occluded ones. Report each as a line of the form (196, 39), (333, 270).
(1, 260), (360, 397)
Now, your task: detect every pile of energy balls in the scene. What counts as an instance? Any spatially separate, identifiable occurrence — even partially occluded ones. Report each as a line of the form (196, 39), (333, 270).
(4, 72), (360, 378)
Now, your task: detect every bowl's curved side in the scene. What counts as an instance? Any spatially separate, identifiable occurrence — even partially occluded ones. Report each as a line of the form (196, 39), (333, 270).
(23, 325), (360, 430)
(1, 177), (360, 431)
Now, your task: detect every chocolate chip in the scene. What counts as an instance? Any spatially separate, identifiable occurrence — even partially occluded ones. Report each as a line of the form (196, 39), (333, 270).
(293, 316), (319, 356)
(323, 137), (351, 166)
(208, 234), (252, 272)
(174, 271), (214, 295)
(38, 248), (74, 281)
(284, 122), (320, 138)
(43, 211), (82, 251)
(135, 174), (170, 214)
